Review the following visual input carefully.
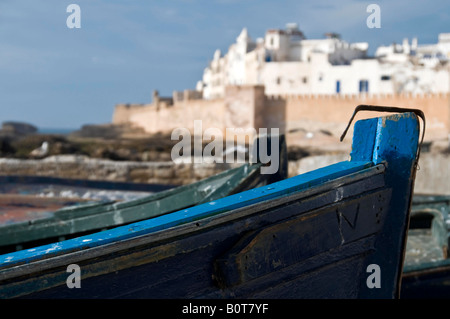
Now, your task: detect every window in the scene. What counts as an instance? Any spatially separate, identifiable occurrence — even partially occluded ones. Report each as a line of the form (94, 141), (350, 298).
(336, 80), (341, 93)
(359, 80), (369, 93)
(276, 77), (281, 85)
(302, 77), (308, 84)
(381, 75), (391, 81)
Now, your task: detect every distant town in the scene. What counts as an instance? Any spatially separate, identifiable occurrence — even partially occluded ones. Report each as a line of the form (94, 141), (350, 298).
(113, 23), (450, 143)
(196, 23), (450, 98)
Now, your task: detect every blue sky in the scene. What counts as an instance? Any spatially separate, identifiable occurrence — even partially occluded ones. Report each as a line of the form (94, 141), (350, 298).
(0, 0), (449, 129)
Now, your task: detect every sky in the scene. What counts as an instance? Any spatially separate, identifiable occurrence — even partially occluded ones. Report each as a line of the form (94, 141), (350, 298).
(0, 0), (449, 129)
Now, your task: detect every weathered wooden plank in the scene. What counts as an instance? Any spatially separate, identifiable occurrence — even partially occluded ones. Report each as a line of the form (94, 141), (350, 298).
(363, 112), (420, 298)
(0, 163), (385, 284)
(3, 168), (386, 299)
(214, 189), (391, 288)
(350, 117), (378, 162)
(0, 160), (373, 268)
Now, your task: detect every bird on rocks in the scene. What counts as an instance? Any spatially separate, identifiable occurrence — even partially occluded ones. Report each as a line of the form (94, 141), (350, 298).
(30, 141), (49, 158)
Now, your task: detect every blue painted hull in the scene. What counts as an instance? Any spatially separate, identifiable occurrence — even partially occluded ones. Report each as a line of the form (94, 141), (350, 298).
(0, 110), (422, 299)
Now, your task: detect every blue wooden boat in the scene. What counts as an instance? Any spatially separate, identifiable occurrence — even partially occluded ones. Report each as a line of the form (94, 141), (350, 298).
(401, 194), (450, 298)
(0, 106), (423, 299)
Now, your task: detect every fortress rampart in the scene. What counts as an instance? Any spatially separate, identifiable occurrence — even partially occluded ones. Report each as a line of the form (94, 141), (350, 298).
(112, 86), (450, 142)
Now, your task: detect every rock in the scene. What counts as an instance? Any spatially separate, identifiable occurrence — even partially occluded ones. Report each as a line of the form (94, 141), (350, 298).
(1, 121), (37, 136)
(42, 154), (89, 163)
(0, 137), (15, 156)
(71, 124), (122, 139)
(287, 145), (311, 161)
(154, 163), (175, 179)
(70, 123), (146, 139)
(52, 141), (79, 155)
(129, 168), (154, 183)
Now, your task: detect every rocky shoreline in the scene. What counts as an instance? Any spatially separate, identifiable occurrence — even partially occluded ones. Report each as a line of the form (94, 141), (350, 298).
(0, 123), (177, 162)
(0, 122), (448, 194)
(0, 151), (448, 196)
(0, 121), (325, 167)
(0, 155), (241, 185)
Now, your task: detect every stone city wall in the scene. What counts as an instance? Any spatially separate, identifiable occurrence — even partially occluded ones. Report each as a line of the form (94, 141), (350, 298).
(279, 92), (450, 141)
(113, 86), (450, 142)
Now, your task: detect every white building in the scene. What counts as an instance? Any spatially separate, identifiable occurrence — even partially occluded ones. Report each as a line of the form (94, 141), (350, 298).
(197, 24), (450, 99)
(376, 33), (450, 67)
(375, 34), (450, 93)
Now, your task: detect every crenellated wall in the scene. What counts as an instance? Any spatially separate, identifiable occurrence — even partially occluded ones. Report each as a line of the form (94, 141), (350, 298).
(279, 92), (450, 140)
(112, 86), (264, 138)
(112, 86), (450, 142)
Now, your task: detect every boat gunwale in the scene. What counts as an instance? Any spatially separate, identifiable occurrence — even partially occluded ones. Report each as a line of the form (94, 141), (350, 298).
(0, 162), (385, 281)
(0, 163), (261, 247)
(403, 260), (450, 277)
(1, 163), (254, 223)
(403, 198), (450, 275)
